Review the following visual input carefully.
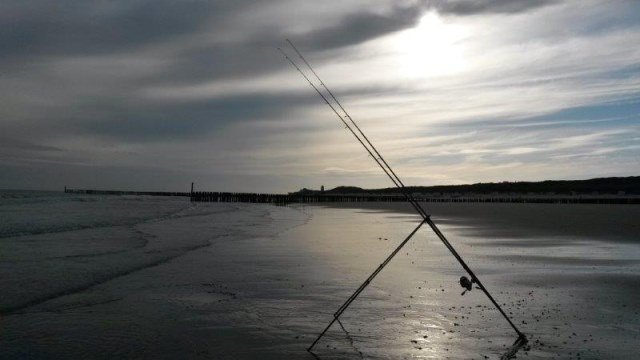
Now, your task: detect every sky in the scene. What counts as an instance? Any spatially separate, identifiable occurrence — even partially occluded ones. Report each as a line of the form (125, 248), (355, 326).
(1, 0), (639, 192)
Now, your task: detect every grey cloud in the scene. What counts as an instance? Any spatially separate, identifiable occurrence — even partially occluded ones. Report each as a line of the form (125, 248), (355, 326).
(299, 5), (427, 51)
(151, 0), (556, 86)
(433, 0), (559, 16)
(63, 93), (319, 142)
(153, 4), (430, 85)
(1, 0), (426, 80)
(0, 137), (63, 152)
(153, 43), (286, 85)
(0, 0), (249, 63)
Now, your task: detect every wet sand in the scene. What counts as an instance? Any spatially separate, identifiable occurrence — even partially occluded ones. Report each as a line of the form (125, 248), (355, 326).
(1, 197), (639, 359)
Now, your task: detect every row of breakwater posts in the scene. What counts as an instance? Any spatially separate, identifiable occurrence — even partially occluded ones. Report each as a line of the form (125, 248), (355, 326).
(64, 188), (640, 204)
(190, 192), (640, 204)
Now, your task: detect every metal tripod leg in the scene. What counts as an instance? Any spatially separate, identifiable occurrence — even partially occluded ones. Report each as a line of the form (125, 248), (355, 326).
(308, 219), (426, 351)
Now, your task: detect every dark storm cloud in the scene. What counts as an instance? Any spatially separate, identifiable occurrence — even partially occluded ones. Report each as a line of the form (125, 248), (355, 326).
(433, 0), (559, 16)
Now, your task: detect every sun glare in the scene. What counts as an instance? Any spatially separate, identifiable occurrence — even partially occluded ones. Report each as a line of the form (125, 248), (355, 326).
(391, 12), (468, 78)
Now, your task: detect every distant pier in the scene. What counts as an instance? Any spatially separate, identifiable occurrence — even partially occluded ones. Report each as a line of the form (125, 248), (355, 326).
(64, 188), (639, 204)
(64, 188), (188, 197)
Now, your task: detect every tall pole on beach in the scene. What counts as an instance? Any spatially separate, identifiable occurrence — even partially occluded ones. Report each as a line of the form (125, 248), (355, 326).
(279, 40), (527, 352)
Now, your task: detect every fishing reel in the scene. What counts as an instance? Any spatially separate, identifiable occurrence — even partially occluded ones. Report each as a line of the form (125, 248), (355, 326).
(459, 276), (478, 296)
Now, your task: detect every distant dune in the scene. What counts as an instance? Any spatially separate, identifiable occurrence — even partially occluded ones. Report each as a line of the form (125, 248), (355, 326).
(295, 176), (640, 195)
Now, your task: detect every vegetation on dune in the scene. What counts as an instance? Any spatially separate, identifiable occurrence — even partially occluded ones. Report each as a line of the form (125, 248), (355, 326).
(297, 176), (640, 195)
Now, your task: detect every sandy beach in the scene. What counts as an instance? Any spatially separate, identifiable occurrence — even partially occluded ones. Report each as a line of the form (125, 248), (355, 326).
(1, 192), (639, 359)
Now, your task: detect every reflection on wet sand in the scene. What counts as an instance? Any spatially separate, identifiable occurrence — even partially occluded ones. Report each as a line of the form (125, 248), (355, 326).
(296, 203), (639, 359)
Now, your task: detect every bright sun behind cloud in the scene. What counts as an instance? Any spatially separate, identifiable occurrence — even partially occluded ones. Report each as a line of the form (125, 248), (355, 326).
(390, 12), (469, 79)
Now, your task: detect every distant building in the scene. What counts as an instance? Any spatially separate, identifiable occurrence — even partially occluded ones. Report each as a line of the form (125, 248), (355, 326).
(321, 185), (325, 192)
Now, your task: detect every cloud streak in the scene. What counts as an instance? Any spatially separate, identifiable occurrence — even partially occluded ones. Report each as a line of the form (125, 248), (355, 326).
(433, 0), (560, 16)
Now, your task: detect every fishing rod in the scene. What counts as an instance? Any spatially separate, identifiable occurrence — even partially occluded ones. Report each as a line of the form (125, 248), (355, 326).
(285, 40), (416, 206)
(279, 45), (427, 220)
(279, 41), (527, 351)
(277, 48), (406, 196)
